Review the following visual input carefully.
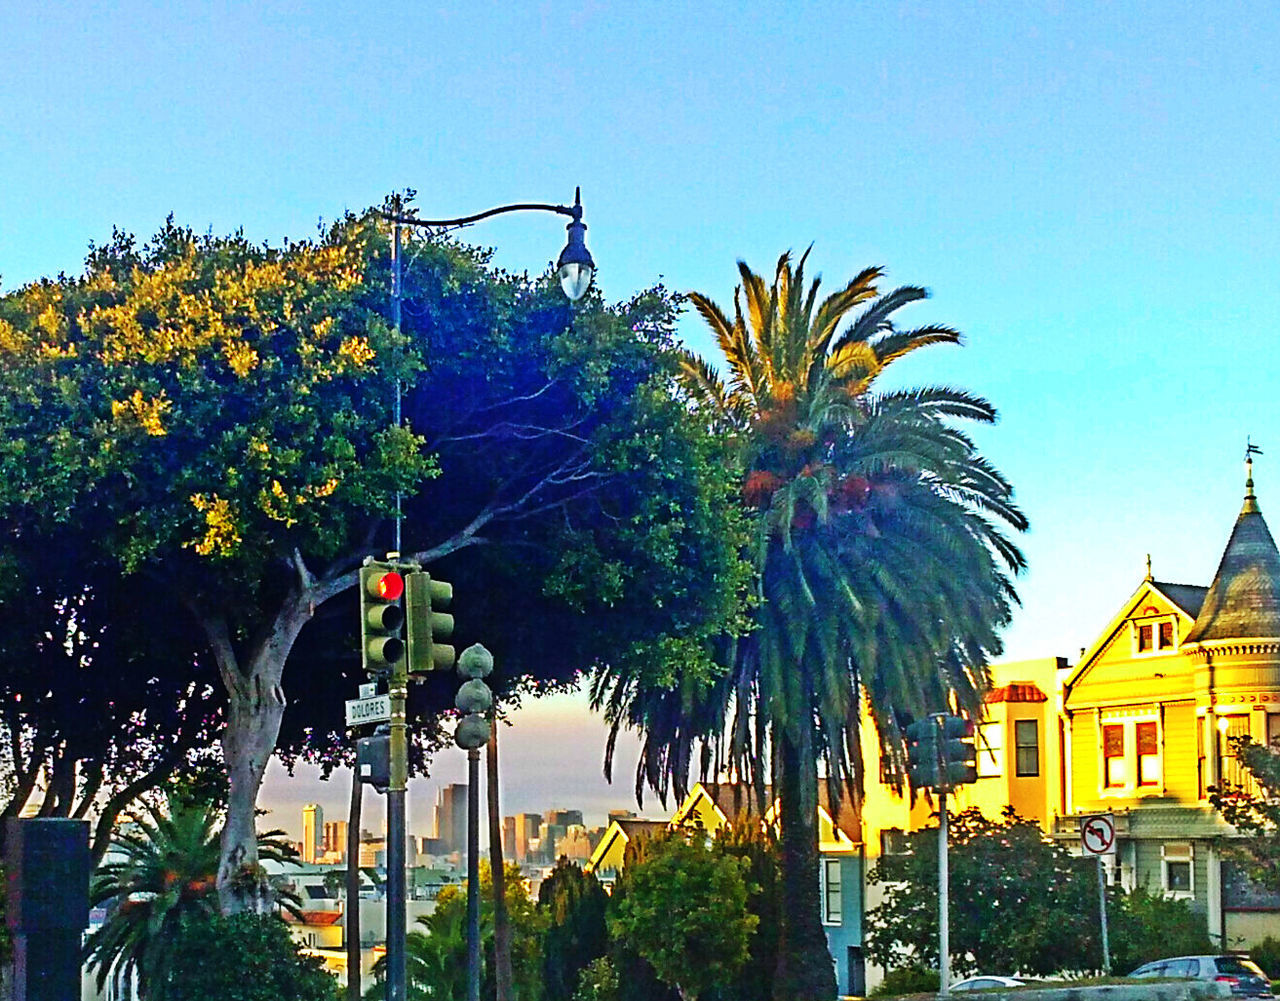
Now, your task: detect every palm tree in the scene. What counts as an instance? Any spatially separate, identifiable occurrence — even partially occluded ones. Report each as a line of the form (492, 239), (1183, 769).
(84, 795), (299, 999)
(594, 252), (1026, 1000)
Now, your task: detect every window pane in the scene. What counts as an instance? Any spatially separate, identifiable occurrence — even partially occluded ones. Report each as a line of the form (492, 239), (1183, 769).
(1015, 720), (1039, 777)
(1166, 860), (1191, 891)
(824, 859), (842, 924)
(1138, 625), (1153, 652)
(1159, 621), (1174, 649)
(1137, 721), (1159, 786)
(1104, 724), (1125, 786)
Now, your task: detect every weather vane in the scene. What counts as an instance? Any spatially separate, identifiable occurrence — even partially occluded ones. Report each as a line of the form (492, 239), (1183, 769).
(1247, 436), (1264, 460)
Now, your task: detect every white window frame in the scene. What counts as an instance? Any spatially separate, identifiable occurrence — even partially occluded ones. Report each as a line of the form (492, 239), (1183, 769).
(1099, 715), (1162, 795)
(1133, 615), (1178, 655)
(1162, 842), (1194, 897)
(977, 721), (1004, 778)
(821, 857), (843, 926)
(1014, 719), (1040, 777)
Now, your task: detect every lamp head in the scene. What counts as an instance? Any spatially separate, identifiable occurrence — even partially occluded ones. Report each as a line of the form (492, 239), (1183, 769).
(556, 187), (595, 301)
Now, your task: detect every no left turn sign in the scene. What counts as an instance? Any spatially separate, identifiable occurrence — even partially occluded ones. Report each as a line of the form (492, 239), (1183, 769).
(1080, 813), (1117, 856)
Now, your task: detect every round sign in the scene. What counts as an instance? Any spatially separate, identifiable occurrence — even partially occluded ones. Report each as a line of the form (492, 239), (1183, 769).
(1080, 813), (1116, 855)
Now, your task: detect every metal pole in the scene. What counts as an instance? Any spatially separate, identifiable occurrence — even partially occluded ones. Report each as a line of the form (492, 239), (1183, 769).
(467, 747), (482, 1001)
(386, 668), (408, 1001)
(386, 217), (407, 1001)
(939, 786), (950, 995)
(391, 220), (402, 553)
(1097, 855), (1111, 974)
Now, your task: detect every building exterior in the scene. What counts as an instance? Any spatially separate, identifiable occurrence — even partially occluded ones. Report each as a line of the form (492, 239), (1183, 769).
(1058, 464), (1280, 947)
(434, 783), (467, 855)
(301, 803), (323, 864)
(322, 819), (348, 861)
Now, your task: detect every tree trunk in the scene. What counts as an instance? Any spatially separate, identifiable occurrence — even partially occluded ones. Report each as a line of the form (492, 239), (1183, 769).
(347, 769), (363, 1001)
(488, 722), (513, 1001)
(773, 726), (837, 1001)
(217, 677), (287, 913)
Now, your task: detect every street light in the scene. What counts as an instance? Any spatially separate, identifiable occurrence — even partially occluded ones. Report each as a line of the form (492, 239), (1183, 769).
(382, 186), (595, 302)
(372, 193), (594, 1001)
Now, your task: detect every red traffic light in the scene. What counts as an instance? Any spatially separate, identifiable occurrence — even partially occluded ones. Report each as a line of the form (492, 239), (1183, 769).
(367, 571), (404, 602)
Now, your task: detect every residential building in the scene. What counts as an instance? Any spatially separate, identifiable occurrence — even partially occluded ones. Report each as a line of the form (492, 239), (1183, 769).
(1058, 462), (1280, 947)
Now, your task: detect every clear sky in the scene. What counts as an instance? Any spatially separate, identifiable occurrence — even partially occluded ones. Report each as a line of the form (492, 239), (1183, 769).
(7, 1), (1280, 840)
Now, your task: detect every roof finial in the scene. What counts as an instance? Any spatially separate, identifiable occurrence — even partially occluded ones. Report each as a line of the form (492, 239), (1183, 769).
(1245, 438), (1263, 513)
(1145, 553), (1153, 580)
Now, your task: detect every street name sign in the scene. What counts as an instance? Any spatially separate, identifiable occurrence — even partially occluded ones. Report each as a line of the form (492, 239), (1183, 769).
(1080, 813), (1117, 856)
(345, 694), (391, 727)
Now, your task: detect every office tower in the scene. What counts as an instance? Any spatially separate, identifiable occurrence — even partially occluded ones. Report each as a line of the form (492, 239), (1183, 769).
(513, 813), (542, 863)
(545, 809), (584, 828)
(433, 783), (468, 854)
(323, 820), (348, 859)
(301, 804), (323, 864)
(502, 816), (517, 858)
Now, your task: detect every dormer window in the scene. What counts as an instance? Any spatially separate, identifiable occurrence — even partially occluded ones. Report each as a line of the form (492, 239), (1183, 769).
(1134, 614), (1176, 654)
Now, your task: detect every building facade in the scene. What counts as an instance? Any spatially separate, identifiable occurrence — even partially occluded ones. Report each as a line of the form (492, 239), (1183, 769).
(1059, 464), (1280, 947)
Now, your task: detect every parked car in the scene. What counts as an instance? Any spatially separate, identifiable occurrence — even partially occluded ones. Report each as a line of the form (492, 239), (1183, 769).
(1128, 956), (1274, 998)
(950, 976), (1042, 992)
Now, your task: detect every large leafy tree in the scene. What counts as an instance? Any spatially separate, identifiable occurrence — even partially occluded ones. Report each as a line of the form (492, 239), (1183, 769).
(866, 807), (1214, 977)
(0, 210), (750, 913)
(607, 831), (757, 1001)
(866, 808), (1098, 977)
(538, 858), (610, 1001)
(596, 252), (1026, 999)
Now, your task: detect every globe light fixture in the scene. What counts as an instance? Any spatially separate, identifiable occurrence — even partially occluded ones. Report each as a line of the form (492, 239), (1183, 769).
(556, 188), (595, 301)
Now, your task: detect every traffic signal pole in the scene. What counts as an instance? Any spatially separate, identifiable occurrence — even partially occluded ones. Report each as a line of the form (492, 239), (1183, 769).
(938, 782), (950, 996)
(387, 663), (409, 1001)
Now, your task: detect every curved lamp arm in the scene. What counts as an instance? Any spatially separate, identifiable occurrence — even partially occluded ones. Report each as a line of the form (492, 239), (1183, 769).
(380, 188), (594, 301)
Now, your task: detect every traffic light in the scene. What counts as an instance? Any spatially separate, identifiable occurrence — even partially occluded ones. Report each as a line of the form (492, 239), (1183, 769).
(940, 714), (978, 787)
(360, 562), (405, 675)
(454, 643), (494, 750)
(405, 571), (455, 673)
(906, 718), (940, 790)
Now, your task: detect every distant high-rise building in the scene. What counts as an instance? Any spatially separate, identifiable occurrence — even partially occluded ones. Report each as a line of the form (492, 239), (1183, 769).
(434, 783), (468, 854)
(301, 804), (323, 864)
(513, 813), (542, 862)
(545, 809), (584, 828)
(502, 816), (517, 858)
(323, 820), (348, 860)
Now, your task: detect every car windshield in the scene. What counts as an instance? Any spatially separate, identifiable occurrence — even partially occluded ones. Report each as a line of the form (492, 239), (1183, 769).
(1217, 958), (1266, 977)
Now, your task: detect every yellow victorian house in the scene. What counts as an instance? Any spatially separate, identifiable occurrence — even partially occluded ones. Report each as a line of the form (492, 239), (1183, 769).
(1060, 460), (1280, 947)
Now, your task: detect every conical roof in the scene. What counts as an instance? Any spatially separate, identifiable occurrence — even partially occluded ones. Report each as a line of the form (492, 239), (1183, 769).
(1184, 464), (1280, 644)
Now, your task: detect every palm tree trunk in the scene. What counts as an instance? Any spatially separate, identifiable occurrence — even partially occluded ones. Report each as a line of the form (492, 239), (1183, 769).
(773, 726), (837, 1001)
(488, 720), (513, 1001)
(347, 769), (363, 1001)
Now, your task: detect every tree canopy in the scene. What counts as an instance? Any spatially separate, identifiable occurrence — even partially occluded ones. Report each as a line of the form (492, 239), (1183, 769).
(0, 206), (751, 909)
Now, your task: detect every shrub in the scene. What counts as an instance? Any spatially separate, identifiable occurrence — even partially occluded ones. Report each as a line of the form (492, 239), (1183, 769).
(1249, 937), (1280, 980)
(871, 965), (941, 997)
(151, 911), (340, 1001)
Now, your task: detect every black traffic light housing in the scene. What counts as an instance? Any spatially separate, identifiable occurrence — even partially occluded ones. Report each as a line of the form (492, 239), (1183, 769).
(906, 714), (978, 791)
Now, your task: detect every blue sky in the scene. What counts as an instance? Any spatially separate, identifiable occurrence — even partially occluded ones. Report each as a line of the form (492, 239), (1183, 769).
(7, 1), (1280, 835)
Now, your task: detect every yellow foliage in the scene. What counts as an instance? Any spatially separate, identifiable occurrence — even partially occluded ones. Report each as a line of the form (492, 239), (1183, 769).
(337, 336), (376, 367)
(188, 494), (241, 557)
(222, 339), (259, 377)
(111, 389), (172, 437)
